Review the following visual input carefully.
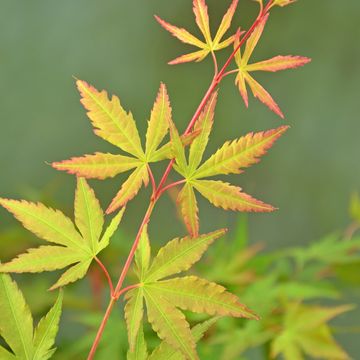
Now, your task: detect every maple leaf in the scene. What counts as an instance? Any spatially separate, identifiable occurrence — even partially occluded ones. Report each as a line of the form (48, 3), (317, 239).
(0, 178), (125, 290)
(0, 273), (63, 359)
(52, 81), (197, 214)
(168, 93), (288, 236)
(271, 302), (353, 360)
(124, 227), (256, 360)
(234, 17), (311, 118)
(155, 0), (238, 65)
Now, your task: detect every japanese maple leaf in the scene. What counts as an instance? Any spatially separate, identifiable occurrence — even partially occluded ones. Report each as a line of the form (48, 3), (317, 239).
(234, 15), (311, 118)
(124, 226), (256, 360)
(271, 302), (353, 360)
(155, 0), (238, 65)
(0, 273), (63, 359)
(0, 178), (125, 289)
(52, 81), (197, 214)
(168, 92), (288, 237)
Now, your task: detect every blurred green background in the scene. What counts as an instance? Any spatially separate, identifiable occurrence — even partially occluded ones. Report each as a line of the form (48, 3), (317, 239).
(0, 0), (359, 358)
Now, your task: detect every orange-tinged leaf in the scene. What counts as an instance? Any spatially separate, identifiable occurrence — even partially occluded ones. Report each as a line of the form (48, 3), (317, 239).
(168, 118), (188, 175)
(195, 126), (288, 178)
(145, 83), (171, 159)
(242, 14), (269, 65)
(106, 165), (149, 214)
(193, 0), (211, 45)
(244, 73), (284, 118)
(216, 34), (236, 51)
(154, 15), (206, 48)
(189, 92), (217, 173)
(147, 276), (257, 319)
(76, 80), (144, 159)
(75, 178), (104, 253)
(168, 49), (209, 65)
(193, 180), (274, 212)
(144, 288), (198, 360)
(235, 71), (249, 108)
(146, 229), (226, 282)
(246, 55), (311, 72)
(52, 152), (141, 179)
(177, 183), (199, 237)
(213, 0), (238, 47)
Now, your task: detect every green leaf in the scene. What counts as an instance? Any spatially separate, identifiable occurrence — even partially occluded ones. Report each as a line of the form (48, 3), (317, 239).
(0, 273), (62, 359)
(33, 291), (63, 360)
(0, 179), (124, 289)
(145, 229), (226, 282)
(271, 303), (353, 360)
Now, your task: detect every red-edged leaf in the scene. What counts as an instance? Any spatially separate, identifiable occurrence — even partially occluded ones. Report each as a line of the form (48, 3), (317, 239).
(244, 73), (284, 118)
(213, 0), (239, 47)
(168, 50), (209, 65)
(193, 180), (275, 212)
(177, 183), (199, 237)
(106, 165), (149, 214)
(52, 153), (141, 180)
(76, 80), (144, 159)
(154, 15), (206, 48)
(193, 0), (211, 44)
(246, 55), (311, 72)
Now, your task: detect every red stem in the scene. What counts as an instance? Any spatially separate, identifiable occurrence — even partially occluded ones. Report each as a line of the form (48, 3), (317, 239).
(94, 256), (114, 296)
(87, 6), (271, 359)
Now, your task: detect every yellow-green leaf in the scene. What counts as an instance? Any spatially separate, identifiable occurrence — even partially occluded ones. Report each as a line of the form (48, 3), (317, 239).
(75, 177), (104, 253)
(127, 324), (148, 360)
(193, 180), (274, 212)
(213, 0), (238, 48)
(168, 118), (188, 175)
(135, 225), (151, 280)
(33, 291), (63, 360)
(145, 229), (226, 282)
(52, 152), (141, 180)
(194, 126), (288, 179)
(177, 183), (199, 237)
(148, 318), (219, 360)
(144, 288), (198, 360)
(0, 273), (34, 359)
(76, 80), (144, 159)
(147, 276), (257, 319)
(188, 92), (217, 173)
(106, 164), (149, 214)
(193, 0), (211, 45)
(145, 83), (171, 159)
(125, 287), (144, 352)
(0, 199), (86, 250)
